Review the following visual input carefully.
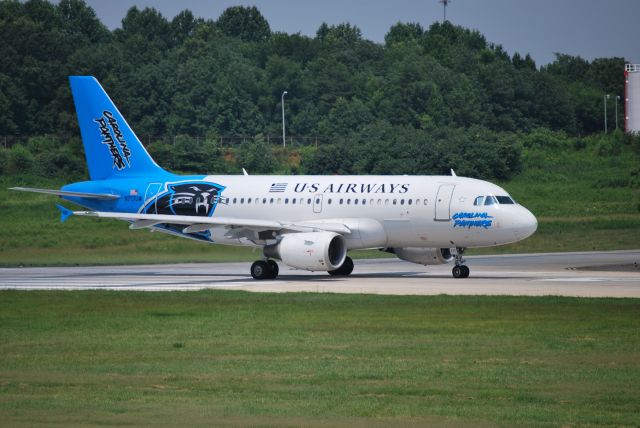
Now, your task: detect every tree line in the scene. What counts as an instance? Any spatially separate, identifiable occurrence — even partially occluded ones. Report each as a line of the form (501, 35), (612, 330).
(0, 0), (628, 180)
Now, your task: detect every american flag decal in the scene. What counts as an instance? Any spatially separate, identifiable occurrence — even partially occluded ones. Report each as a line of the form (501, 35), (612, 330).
(269, 183), (287, 192)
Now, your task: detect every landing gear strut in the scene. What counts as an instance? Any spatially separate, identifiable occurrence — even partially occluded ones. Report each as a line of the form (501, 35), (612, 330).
(251, 259), (279, 280)
(452, 247), (470, 279)
(328, 256), (354, 276)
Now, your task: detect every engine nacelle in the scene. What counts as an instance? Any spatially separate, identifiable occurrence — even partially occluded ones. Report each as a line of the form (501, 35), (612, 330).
(264, 232), (347, 271)
(392, 247), (455, 265)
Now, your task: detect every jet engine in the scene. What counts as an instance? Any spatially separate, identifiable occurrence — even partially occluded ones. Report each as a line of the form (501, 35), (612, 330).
(264, 232), (347, 271)
(391, 247), (455, 265)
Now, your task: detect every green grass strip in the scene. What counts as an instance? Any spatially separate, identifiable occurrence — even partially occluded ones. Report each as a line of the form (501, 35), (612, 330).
(0, 291), (639, 426)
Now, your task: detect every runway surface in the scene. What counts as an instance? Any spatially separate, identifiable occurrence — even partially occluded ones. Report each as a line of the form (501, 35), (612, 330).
(0, 250), (638, 297)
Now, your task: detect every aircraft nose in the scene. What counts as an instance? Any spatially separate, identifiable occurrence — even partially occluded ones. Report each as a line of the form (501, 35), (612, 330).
(513, 207), (537, 240)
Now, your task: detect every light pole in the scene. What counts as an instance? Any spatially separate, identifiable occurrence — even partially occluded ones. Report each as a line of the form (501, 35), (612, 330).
(440, 0), (450, 22)
(615, 95), (620, 130)
(604, 94), (610, 133)
(281, 91), (288, 148)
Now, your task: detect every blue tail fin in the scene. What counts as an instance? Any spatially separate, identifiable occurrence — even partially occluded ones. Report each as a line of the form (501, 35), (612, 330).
(69, 76), (167, 180)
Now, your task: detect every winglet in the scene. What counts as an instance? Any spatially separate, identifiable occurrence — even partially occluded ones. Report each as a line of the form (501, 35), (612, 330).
(242, 168), (249, 176)
(56, 204), (74, 223)
(450, 169), (457, 176)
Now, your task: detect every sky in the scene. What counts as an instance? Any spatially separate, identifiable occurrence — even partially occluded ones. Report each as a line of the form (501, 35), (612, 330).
(78, 0), (640, 66)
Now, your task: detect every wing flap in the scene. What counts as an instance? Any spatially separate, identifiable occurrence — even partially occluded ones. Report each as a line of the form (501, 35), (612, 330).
(129, 220), (162, 230)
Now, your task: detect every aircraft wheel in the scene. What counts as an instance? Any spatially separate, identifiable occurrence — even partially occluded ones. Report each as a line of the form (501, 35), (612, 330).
(460, 265), (470, 278)
(267, 260), (279, 279)
(251, 260), (271, 280)
(452, 265), (464, 279)
(328, 256), (354, 276)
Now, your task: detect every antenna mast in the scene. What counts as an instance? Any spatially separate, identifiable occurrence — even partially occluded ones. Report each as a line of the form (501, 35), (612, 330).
(439, 0), (450, 22)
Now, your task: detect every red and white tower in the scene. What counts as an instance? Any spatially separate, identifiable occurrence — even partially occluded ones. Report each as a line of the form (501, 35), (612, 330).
(625, 64), (640, 133)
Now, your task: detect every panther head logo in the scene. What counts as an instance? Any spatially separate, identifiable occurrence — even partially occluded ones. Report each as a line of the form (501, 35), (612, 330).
(143, 182), (225, 217)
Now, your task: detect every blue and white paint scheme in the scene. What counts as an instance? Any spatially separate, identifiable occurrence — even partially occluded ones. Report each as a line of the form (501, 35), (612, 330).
(12, 76), (538, 279)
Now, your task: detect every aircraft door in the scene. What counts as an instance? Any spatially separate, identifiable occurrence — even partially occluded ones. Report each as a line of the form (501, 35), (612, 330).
(313, 194), (323, 213)
(144, 182), (163, 214)
(434, 184), (455, 221)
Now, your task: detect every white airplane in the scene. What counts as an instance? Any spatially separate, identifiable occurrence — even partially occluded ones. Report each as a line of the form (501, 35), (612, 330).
(12, 77), (537, 279)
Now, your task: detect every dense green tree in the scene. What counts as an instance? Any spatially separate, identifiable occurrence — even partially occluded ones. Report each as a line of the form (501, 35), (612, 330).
(216, 6), (270, 43)
(385, 22), (423, 46)
(0, 1), (631, 180)
(58, 0), (109, 43)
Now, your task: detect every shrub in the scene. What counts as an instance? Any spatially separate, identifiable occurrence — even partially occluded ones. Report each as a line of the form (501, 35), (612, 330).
(235, 136), (275, 174)
(26, 136), (57, 155)
(0, 148), (7, 174)
(7, 144), (34, 174)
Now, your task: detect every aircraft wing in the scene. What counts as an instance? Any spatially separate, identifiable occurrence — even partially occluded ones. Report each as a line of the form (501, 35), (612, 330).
(70, 210), (351, 235)
(11, 187), (120, 200)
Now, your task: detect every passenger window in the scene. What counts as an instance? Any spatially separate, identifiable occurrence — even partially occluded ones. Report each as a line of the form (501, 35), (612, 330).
(263, 198), (267, 204)
(423, 199), (428, 205)
(400, 199), (405, 205)
(347, 199), (351, 204)
(328, 198), (332, 204)
(377, 199), (382, 206)
(484, 196), (497, 206)
(240, 198), (244, 204)
(354, 199), (358, 205)
(307, 198), (311, 204)
(292, 198), (296, 204)
(370, 199), (374, 205)
(408, 199), (412, 206)
(362, 199), (366, 205)
(233, 198), (237, 204)
(248, 198), (252, 204)
(474, 196), (484, 206)
(285, 198), (289, 204)
(340, 198), (344, 204)
(385, 199), (390, 205)
(270, 198), (274, 204)
(393, 199), (397, 205)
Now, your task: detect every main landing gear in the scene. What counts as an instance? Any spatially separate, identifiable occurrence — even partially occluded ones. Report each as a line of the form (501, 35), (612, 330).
(251, 259), (279, 280)
(328, 256), (354, 276)
(251, 256), (354, 280)
(452, 247), (470, 279)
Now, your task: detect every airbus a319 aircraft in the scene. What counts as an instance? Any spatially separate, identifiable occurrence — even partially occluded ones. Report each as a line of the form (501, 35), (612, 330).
(12, 77), (537, 279)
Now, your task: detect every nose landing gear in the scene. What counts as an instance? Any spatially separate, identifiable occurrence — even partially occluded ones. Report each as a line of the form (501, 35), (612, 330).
(452, 247), (470, 278)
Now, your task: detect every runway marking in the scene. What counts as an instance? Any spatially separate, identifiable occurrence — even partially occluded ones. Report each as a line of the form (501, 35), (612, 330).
(0, 282), (275, 291)
(535, 277), (640, 283)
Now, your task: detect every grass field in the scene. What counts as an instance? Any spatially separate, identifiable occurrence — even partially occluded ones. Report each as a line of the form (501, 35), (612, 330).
(1, 138), (638, 266)
(0, 291), (638, 426)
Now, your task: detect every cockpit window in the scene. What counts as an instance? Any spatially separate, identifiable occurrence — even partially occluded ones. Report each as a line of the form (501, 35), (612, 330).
(496, 196), (515, 204)
(473, 196), (484, 206)
(484, 196), (497, 206)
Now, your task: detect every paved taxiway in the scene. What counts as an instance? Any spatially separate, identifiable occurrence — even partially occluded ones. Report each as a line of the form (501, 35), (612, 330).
(1, 250), (638, 297)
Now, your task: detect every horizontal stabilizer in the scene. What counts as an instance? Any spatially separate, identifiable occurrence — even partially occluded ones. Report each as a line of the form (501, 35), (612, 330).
(55, 204), (74, 223)
(10, 187), (119, 200)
